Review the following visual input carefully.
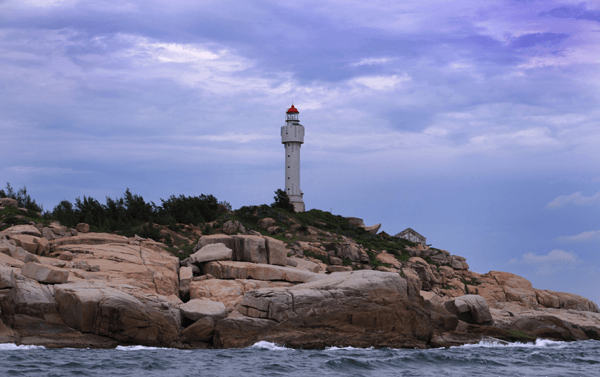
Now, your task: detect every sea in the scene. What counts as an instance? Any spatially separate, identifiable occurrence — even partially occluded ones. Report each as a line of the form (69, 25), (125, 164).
(1, 339), (598, 377)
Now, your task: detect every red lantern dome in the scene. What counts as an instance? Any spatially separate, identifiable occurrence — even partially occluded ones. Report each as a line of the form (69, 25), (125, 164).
(286, 104), (299, 113)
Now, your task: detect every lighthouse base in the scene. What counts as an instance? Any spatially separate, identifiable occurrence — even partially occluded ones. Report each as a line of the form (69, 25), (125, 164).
(292, 201), (305, 213)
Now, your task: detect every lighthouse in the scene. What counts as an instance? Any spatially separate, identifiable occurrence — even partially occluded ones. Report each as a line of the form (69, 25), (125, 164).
(281, 104), (305, 212)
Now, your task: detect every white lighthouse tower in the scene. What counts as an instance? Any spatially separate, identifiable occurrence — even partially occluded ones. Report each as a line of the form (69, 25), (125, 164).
(281, 104), (305, 212)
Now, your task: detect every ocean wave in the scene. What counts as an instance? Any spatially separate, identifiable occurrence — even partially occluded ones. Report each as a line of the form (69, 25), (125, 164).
(459, 338), (568, 348)
(251, 341), (291, 351)
(115, 345), (173, 351)
(0, 343), (45, 350)
(325, 346), (374, 351)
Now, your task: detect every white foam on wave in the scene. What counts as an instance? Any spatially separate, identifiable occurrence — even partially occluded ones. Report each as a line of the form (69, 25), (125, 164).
(251, 341), (291, 351)
(325, 346), (374, 351)
(458, 338), (568, 349)
(115, 345), (172, 351)
(0, 343), (45, 350)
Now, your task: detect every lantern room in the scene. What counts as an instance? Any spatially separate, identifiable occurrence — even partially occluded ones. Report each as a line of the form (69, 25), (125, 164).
(286, 104), (299, 122)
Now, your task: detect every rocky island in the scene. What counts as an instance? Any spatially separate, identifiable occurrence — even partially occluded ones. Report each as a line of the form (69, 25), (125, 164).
(1, 196), (599, 349)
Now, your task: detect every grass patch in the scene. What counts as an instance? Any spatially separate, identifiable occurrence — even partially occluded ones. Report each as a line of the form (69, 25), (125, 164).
(365, 250), (392, 268)
(304, 250), (328, 264)
(0, 206), (43, 230)
(165, 242), (196, 261)
(460, 277), (479, 286)
(441, 285), (456, 290)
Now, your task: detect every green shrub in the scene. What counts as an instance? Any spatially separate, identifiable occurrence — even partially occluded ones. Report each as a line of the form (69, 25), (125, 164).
(271, 189), (295, 213)
(304, 250), (328, 264)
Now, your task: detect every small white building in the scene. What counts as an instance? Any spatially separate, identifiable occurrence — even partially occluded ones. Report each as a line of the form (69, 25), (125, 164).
(395, 228), (426, 245)
(281, 104), (305, 212)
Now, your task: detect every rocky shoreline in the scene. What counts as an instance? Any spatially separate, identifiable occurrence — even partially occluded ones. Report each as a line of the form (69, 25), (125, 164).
(1, 211), (599, 349)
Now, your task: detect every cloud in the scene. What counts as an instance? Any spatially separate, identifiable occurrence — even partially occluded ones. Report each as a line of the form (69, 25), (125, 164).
(510, 32), (569, 49)
(547, 191), (600, 209)
(189, 133), (277, 143)
(542, 4), (600, 23)
(3, 166), (77, 175)
(557, 230), (600, 242)
(349, 74), (411, 90)
(350, 57), (392, 67)
(511, 249), (580, 275)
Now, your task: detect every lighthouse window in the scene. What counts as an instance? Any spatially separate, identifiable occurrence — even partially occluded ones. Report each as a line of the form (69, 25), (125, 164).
(288, 155), (290, 157)
(288, 177), (290, 179)
(288, 166), (290, 168)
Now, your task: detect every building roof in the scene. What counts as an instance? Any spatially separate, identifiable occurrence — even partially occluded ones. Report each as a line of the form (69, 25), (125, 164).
(286, 104), (299, 113)
(396, 228), (425, 240)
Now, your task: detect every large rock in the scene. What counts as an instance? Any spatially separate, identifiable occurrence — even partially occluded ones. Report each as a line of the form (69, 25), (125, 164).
(364, 223), (381, 235)
(0, 265), (15, 288)
(42, 228), (56, 240)
(193, 234), (234, 253)
(376, 252), (402, 269)
(189, 243), (232, 264)
(50, 242), (179, 296)
(221, 270), (432, 349)
(6, 275), (59, 320)
(345, 217), (365, 227)
(258, 218), (276, 230)
(10, 246), (40, 264)
(180, 299), (227, 322)
(479, 271), (538, 309)
(239, 270), (412, 324)
(190, 279), (293, 311)
(222, 220), (245, 235)
(0, 198), (18, 208)
(0, 250), (24, 268)
(202, 261), (322, 283)
(535, 289), (599, 312)
(49, 233), (129, 250)
(334, 242), (362, 263)
(288, 257), (320, 273)
(444, 294), (493, 325)
(75, 223), (90, 233)
(54, 283), (182, 347)
(232, 235), (268, 264)
(214, 316), (277, 348)
(263, 236), (287, 266)
(449, 255), (469, 270)
(0, 237), (16, 256)
(7, 234), (39, 254)
(21, 262), (69, 284)
(181, 316), (215, 343)
(35, 237), (49, 255)
(0, 225), (42, 238)
(179, 266), (193, 298)
(508, 315), (588, 341)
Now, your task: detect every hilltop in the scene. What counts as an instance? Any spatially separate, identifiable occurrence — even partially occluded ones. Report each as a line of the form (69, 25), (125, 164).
(1, 190), (599, 348)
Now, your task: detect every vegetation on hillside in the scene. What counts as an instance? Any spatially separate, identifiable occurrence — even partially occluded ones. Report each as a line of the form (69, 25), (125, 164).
(222, 203), (416, 253)
(0, 183), (43, 213)
(46, 189), (231, 237)
(271, 189), (295, 213)
(1, 183), (415, 258)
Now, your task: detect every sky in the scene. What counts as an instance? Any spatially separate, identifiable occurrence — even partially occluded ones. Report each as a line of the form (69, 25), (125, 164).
(1, 0), (599, 304)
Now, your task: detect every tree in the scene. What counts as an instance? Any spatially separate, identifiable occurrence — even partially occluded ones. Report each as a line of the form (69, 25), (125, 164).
(271, 189), (295, 213)
(0, 182), (43, 212)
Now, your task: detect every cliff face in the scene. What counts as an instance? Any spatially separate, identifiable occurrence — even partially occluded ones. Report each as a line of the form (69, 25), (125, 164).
(0, 213), (599, 349)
